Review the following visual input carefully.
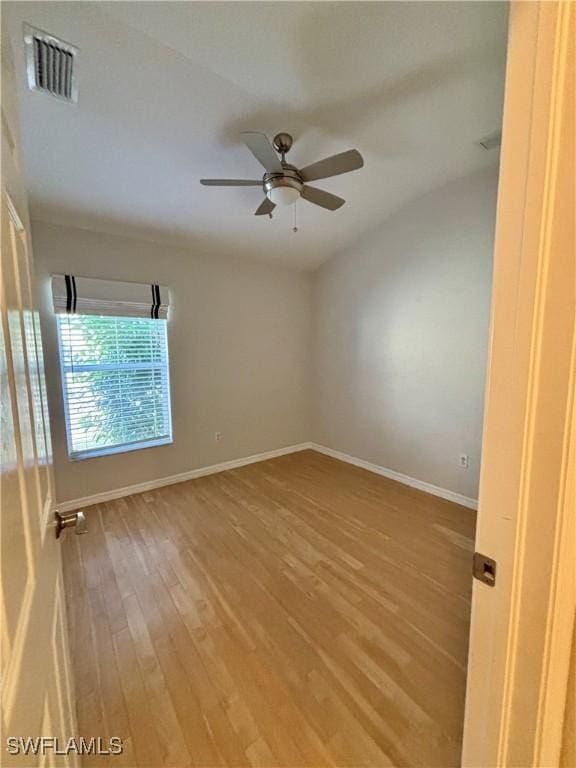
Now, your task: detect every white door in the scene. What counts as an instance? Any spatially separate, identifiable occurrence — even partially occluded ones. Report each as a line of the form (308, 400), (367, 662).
(1, 32), (77, 768)
(462, 2), (575, 766)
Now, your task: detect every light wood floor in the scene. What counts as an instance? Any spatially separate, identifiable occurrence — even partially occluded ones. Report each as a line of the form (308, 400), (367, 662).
(63, 450), (476, 768)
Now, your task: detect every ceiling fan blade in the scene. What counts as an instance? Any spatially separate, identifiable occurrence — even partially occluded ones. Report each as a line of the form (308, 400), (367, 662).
(200, 179), (262, 186)
(241, 132), (283, 173)
(254, 198), (276, 216)
(301, 185), (345, 211)
(299, 149), (364, 182)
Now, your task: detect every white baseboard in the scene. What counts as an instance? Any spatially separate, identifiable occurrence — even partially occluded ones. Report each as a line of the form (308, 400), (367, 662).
(57, 442), (314, 512)
(58, 440), (477, 513)
(309, 443), (478, 510)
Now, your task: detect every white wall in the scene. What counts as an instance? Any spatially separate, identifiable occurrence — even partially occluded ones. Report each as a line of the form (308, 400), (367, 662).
(312, 166), (498, 500)
(33, 221), (312, 504)
(34, 166), (497, 506)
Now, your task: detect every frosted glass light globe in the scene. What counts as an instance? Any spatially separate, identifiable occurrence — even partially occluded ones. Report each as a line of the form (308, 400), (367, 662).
(268, 185), (300, 206)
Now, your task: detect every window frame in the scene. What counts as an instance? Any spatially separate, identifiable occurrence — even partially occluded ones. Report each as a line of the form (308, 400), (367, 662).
(56, 314), (173, 461)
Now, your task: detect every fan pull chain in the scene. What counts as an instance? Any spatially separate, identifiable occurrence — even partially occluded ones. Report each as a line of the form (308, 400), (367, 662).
(293, 202), (298, 233)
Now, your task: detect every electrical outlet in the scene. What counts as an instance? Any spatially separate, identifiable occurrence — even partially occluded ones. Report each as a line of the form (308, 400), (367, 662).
(459, 453), (469, 468)
(215, 432), (222, 442)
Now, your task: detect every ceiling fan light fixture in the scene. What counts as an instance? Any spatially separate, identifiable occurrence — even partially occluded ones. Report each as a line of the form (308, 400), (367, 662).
(264, 170), (303, 207)
(268, 185), (300, 206)
(200, 131), (364, 216)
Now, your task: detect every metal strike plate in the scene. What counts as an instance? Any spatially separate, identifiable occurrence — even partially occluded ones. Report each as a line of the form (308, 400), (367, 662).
(473, 552), (497, 587)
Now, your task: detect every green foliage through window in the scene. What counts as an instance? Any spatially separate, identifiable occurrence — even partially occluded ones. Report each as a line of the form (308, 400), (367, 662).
(58, 314), (172, 458)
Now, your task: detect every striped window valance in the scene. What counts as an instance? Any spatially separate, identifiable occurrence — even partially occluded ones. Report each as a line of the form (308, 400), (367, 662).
(51, 275), (169, 319)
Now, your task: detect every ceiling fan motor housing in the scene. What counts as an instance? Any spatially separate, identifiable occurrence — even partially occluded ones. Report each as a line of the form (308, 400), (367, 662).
(264, 166), (303, 206)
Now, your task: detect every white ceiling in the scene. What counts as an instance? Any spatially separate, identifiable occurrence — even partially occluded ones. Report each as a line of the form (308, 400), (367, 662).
(4, 1), (508, 270)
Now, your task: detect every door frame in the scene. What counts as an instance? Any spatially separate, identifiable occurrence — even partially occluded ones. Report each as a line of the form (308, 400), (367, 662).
(462, 1), (575, 765)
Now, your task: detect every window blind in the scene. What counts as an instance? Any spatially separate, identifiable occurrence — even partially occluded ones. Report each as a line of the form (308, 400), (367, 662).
(58, 314), (172, 459)
(51, 274), (169, 319)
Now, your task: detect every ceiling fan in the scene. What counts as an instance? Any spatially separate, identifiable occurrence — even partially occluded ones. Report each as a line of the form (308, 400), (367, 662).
(200, 132), (364, 216)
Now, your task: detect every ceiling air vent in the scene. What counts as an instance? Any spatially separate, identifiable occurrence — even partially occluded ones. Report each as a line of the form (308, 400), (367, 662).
(24, 25), (78, 103)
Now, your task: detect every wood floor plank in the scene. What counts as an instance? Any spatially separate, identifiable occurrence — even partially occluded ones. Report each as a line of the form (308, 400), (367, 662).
(153, 630), (224, 768)
(122, 593), (191, 767)
(112, 627), (167, 768)
(63, 450), (475, 767)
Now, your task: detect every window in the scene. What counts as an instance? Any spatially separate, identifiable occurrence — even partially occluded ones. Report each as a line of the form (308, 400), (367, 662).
(57, 314), (172, 459)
